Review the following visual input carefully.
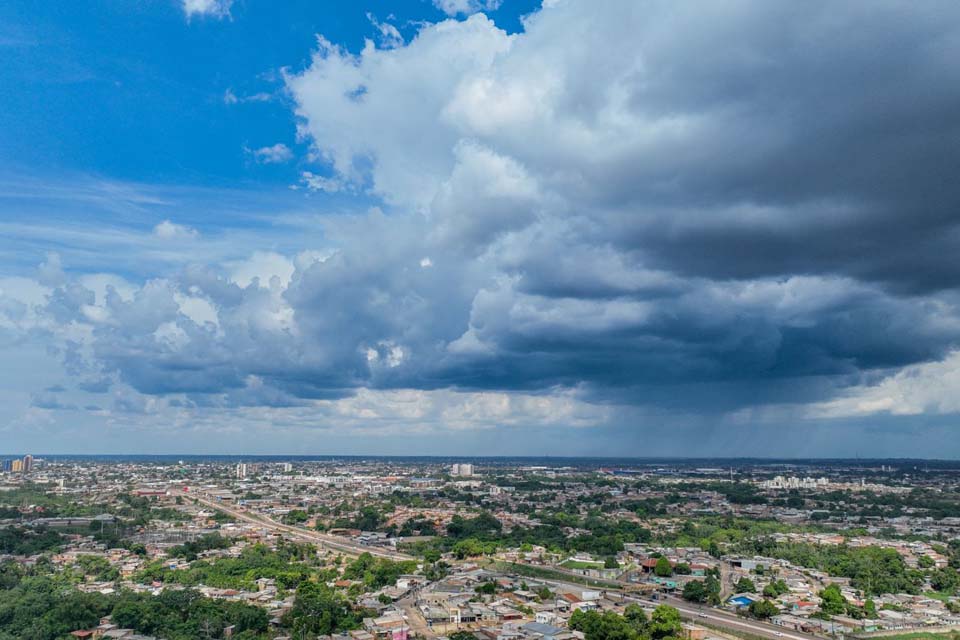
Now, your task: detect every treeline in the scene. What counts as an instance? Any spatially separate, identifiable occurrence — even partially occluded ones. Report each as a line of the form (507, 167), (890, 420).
(0, 571), (269, 640)
(342, 552), (418, 589)
(1, 560), (370, 640)
(569, 603), (684, 640)
(408, 510), (652, 559)
(138, 541), (322, 591)
(742, 539), (924, 595)
(0, 526), (64, 555)
(166, 532), (232, 561)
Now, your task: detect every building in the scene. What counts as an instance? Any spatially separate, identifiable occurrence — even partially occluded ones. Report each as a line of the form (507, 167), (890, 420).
(236, 463), (248, 479)
(451, 463), (474, 477)
(22, 454), (33, 472)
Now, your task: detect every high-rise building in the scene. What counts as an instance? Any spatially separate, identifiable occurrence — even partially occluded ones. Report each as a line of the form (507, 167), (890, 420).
(283, 463), (293, 473)
(11, 459), (22, 473)
(0, 459), (11, 472)
(236, 462), (248, 479)
(451, 463), (474, 477)
(22, 454), (33, 472)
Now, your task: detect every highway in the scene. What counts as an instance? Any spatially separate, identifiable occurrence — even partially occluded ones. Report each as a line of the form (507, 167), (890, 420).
(518, 567), (818, 640)
(658, 594), (812, 640)
(186, 492), (817, 640)
(190, 492), (415, 561)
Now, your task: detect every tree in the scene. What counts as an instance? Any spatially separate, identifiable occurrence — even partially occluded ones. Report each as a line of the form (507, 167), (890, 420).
(284, 581), (358, 637)
(735, 577), (756, 593)
(930, 568), (960, 593)
(604, 556), (620, 569)
(819, 584), (847, 616)
(864, 599), (878, 618)
(682, 580), (708, 603)
(654, 556), (673, 577)
(475, 582), (496, 595)
(648, 605), (682, 640)
(763, 579), (789, 598)
(748, 599), (779, 619)
(624, 603), (647, 628)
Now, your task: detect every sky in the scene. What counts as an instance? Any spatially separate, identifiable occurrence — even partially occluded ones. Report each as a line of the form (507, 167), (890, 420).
(2, 0), (960, 457)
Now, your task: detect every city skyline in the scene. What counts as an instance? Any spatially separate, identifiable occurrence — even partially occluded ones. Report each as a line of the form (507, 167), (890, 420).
(3, 1), (960, 457)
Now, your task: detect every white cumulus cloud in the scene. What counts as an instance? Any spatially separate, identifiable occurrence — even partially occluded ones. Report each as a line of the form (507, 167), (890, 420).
(182, 0), (232, 20)
(153, 220), (199, 240)
(251, 143), (294, 164)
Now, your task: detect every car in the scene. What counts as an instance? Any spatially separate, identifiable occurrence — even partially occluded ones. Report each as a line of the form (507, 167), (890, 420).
(775, 633), (784, 637)
(698, 613), (708, 618)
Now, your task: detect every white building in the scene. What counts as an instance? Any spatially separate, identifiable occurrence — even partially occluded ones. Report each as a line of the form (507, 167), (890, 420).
(451, 463), (474, 477)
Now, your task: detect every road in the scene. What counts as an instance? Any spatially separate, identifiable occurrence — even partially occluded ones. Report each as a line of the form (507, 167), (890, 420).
(522, 569), (818, 640)
(186, 493), (817, 640)
(657, 594), (812, 640)
(191, 492), (415, 561)
(397, 591), (438, 639)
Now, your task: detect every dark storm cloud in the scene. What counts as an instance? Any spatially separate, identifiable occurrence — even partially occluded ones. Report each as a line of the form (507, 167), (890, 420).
(28, 0), (960, 422)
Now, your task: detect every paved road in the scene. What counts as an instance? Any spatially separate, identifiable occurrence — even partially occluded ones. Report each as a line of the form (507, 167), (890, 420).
(657, 594), (812, 640)
(191, 492), (415, 561)
(525, 571), (818, 640)
(186, 493), (817, 640)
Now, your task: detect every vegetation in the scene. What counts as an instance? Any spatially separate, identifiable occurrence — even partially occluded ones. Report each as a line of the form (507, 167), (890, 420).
(342, 552), (417, 589)
(0, 573), (268, 640)
(0, 526), (64, 555)
(735, 577), (756, 593)
(166, 532), (232, 561)
(407, 510), (652, 559)
(282, 581), (363, 637)
(569, 604), (683, 640)
(747, 599), (779, 619)
(138, 541), (322, 591)
(742, 540), (923, 595)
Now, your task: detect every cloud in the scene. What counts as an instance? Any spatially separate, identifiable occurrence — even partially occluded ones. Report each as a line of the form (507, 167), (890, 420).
(224, 89), (272, 105)
(299, 171), (343, 193)
(153, 219), (199, 240)
(7, 1), (960, 453)
(182, 0), (232, 20)
(809, 351), (960, 419)
(250, 143), (294, 164)
(367, 13), (404, 49)
(433, 0), (503, 17)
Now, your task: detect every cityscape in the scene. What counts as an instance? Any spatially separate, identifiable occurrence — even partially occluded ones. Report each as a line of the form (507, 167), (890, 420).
(2, 456), (960, 640)
(3, 0), (960, 639)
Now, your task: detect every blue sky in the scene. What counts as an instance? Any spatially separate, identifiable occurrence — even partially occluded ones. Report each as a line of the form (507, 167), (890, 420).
(0, 1), (535, 189)
(2, 0), (960, 457)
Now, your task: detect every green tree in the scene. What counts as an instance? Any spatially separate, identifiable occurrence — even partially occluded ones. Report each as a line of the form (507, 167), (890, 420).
(648, 605), (682, 640)
(748, 599), (779, 619)
(654, 556), (673, 577)
(682, 580), (708, 603)
(819, 584), (847, 616)
(735, 577), (756, 593)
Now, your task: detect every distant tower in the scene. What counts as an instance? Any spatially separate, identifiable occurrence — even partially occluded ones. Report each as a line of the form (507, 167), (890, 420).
(236, 462), (248, 479)
(22, 454), (33, 473)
